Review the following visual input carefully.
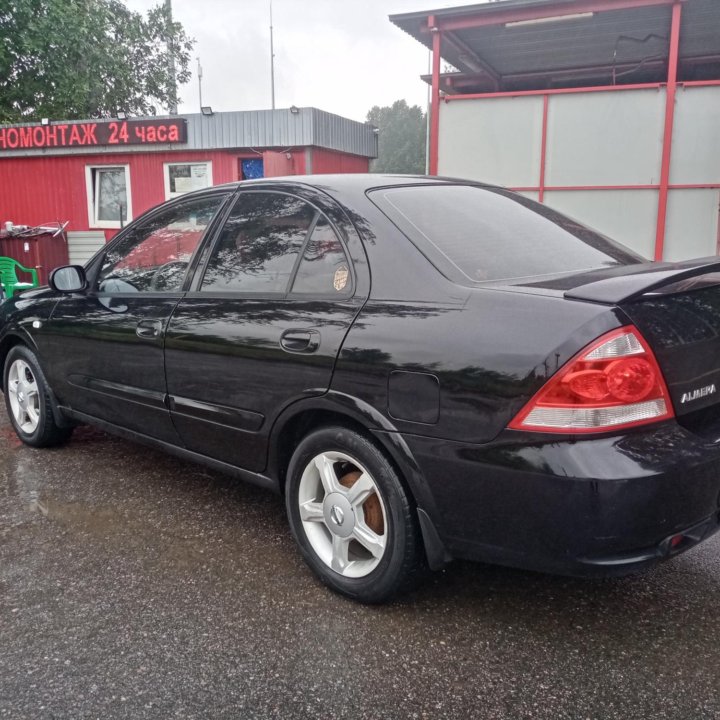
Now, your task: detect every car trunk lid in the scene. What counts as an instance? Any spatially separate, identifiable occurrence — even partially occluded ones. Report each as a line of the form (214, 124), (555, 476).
(556, 257), (720, 420)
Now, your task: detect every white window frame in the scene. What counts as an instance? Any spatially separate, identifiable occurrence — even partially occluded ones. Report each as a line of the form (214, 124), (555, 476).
(163, 161), (213, 200)
(85, 164), (133, 230)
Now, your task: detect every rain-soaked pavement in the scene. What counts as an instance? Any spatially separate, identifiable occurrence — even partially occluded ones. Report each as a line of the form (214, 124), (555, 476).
(2, 408), (720, 720)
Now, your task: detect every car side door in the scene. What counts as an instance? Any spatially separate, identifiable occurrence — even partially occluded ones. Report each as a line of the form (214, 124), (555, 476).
(43, 191), (231, 443)
(163, 186), (369, 472)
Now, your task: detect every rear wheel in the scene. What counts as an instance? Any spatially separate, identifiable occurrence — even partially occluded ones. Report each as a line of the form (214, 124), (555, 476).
(286, 426), (422, 603)
(4, 345), (72, 447)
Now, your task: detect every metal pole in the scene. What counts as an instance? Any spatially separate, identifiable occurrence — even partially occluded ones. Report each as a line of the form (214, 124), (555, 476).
(538, 94), (549, 203)
(197, 57), (203, 110)
(166, 0), (178, 115)
(270, 0), (276, 110)
(429, 16), (441, 176)
(425, 48), (431, 174)
(654, 0), (682, 261)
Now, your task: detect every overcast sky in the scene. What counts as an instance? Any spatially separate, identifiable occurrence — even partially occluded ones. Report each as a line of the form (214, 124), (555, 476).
(123, 0), (480, 122)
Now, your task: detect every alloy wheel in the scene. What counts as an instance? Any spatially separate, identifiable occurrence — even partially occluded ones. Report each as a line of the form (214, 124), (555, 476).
(297, 451), (388, 578)
(7, 358), (41, 434)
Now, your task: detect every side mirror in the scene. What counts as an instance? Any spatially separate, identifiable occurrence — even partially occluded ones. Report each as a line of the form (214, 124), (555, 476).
(49, 265), (87, 293)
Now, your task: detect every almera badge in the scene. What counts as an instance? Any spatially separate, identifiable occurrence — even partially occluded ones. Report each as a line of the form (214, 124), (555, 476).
(681, 384), (716, 404)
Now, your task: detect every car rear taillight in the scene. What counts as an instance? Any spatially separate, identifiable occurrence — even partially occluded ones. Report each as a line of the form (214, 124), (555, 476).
(509, 326), (674, 433)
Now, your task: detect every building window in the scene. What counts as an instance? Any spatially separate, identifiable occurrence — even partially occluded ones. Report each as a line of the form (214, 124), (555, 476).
(164, 161), (213, 199)
(85, 165), (132, 229)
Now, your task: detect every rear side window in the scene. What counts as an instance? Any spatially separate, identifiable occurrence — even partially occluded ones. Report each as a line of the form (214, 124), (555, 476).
(201, 192), (315, 294)
(291, 217), (351, 295)
(370, 185), (643, 283)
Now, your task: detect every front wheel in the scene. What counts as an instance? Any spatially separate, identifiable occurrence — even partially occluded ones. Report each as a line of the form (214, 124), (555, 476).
(4, 345), (72, 447)
(286, 426), (422, 603)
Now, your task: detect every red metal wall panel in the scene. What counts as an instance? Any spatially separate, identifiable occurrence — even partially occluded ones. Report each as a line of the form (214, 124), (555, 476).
(0, 146), (367, 270)
(0, 150), (239, 242)
(0, 233), (69, 285)
(263, 151), (296, 177)
(293, 151), (307, 176)
(311, 149), (369, 174)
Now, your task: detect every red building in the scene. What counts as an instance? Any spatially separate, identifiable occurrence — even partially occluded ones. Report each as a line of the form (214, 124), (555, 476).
(0, 108), (377, 273)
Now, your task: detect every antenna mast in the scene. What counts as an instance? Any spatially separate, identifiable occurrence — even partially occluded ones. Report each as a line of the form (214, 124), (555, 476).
(270, 0), (276, 109)
(165, 0), (178, 114)
(197, 57), (203, 110)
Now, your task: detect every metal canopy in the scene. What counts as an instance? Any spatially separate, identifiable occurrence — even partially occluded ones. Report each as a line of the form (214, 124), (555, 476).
(391, 0), (720, 93)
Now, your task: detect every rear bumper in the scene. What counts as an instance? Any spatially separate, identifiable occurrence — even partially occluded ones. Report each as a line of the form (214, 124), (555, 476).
(570, 513), (720, 576)
(402, 422), (720, 577)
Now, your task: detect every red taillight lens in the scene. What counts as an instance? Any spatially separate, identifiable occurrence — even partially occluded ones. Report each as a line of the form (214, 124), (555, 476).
(605, 358), (655, 403)
(509, 326), (674, 433)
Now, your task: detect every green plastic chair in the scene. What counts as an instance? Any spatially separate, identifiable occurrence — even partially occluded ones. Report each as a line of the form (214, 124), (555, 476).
(0, 256), (39, 299)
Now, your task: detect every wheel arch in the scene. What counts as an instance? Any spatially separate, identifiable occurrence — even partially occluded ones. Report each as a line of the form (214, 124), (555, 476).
(0, 331), (72, 430)
(0, 330), (38, 391)
(270, 393), (403, 488)
(268, 392), (451, 569)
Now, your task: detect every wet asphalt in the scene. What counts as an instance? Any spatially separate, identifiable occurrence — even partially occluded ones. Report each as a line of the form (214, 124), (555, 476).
(1, 409), (720, 720)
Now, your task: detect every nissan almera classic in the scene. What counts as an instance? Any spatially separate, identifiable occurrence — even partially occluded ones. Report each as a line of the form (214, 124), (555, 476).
(3, 175), (720, 603)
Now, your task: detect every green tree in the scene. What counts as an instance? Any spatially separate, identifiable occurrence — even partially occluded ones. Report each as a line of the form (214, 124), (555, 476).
(0, 0), (194, 122)
(366, 100), (426, 174)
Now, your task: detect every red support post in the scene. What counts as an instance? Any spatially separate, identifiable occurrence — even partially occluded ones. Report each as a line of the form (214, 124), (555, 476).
(654, 1), (683, 261)
(538, 95), (549, 203)
(429, 16), (441, 176)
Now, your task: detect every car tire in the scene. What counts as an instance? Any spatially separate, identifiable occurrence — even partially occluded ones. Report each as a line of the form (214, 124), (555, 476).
(286, 425), (422, 603)
(4, 345), (73, 448)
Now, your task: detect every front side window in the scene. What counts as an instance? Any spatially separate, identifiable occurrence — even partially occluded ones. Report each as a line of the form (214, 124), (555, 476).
(97, 194), (227, 293)
(201, 192), (315, 294)
(86, 165), (131, 229)
(165, 162), (213, 199)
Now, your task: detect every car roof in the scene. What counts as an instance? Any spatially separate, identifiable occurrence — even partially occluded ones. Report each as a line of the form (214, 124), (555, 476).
(212, 173), (497, 197)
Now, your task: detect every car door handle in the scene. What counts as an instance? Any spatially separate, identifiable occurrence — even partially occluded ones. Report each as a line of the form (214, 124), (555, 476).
(280, 329), (320, 354)
(136, 319), (163, 339)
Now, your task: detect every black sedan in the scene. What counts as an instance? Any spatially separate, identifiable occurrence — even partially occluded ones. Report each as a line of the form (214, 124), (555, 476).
(3, 175), (720, 603)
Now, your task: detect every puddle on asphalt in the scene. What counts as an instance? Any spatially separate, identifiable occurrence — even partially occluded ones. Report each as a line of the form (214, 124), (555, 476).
(10, 450), (47, 512)
(1, 420), (295, 579)
(31, 496), (124, 534)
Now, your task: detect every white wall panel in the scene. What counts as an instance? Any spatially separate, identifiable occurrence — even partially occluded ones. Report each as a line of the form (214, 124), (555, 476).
(545, 89), (665, 186)
(67, 231), (106, 266)
(544, 190), (658, 259)
(438, 96), (543, 187)
(670, 86), (720, 185)
(664, 190), (719, 261)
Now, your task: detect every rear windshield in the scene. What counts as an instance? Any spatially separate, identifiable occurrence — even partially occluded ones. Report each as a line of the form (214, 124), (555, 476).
(370, 184), (644, 283)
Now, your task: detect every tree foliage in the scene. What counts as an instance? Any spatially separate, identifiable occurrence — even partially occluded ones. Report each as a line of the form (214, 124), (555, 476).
(366, 100), (426, 175)
(0, 0), (194, 122)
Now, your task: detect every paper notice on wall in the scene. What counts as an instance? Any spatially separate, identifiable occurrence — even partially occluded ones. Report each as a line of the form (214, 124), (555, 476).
(174, 170), (208, 193)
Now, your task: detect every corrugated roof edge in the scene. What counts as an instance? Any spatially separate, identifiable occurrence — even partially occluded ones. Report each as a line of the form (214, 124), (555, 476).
(389, 0), (596, 24)
(0, 107), (377, 159)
